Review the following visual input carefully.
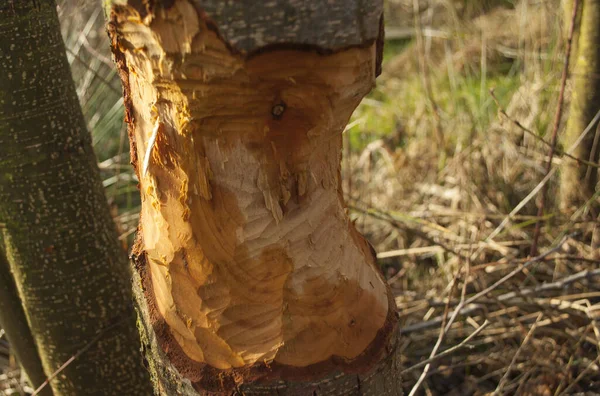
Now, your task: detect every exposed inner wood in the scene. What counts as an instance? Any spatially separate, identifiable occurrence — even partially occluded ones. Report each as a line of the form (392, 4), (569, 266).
(111, 0), (394, 374)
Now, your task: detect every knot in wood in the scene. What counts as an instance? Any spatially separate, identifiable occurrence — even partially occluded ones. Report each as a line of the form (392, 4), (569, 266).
(271, 101), (286, 120)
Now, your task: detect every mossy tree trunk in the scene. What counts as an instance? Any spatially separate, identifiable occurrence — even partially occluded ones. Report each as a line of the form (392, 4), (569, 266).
(0, 2), (152, 394)
(560, 0), (600, 213)
(0, 241), (50, 395)
(106, 0), (402, 394)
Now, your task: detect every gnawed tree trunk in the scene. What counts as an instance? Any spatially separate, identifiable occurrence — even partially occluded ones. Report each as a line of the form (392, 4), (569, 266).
(106, 0), (401, 394)
(0, 241), (51, 395)
(0, 2), (152, 394)
(560, 0), (600, 212)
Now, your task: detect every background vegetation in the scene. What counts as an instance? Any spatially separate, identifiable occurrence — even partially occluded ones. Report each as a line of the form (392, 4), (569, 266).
(1, 0), (599, 394)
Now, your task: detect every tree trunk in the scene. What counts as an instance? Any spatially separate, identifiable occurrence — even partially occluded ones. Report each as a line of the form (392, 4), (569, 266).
(0, 240), (51, 395)
(560, 0), (600, 213)
(106, 0), (402, 394)
(0, 2), (152, 394)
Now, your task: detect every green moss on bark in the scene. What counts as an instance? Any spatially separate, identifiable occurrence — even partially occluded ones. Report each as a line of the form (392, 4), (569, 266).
(560, 0), (600, 212)
(0, 2), (152, 394)
(0, 240), (51, 395)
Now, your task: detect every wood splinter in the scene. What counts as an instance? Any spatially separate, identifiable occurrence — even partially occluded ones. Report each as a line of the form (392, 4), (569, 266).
(142, 119), (161, 177)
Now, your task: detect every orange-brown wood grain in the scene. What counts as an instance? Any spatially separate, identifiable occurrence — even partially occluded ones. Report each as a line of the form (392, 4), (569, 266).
(109, 0), (398, 392)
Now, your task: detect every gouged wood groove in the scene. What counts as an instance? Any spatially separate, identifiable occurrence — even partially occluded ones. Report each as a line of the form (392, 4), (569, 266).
(110, 0), (396, 385)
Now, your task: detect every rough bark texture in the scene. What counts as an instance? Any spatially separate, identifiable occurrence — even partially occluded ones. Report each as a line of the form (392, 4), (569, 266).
(560, 0), (600, 212)
(0, 2), (152, 395)
(0, 241), (51, 395)
(107, 0), (401, 394)
(108, 0), (383, 54)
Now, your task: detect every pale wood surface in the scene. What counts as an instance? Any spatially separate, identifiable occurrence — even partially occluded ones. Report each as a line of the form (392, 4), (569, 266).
(108, 0), (398, 393)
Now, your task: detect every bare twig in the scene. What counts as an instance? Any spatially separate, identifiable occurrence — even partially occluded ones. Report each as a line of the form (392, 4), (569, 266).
(65, 47), (121, 95)
(559, 355), (600, 395)
(378, 240), (524, 259)
(496, 268), (600, 302)
(494, 313), (543, 394)
(530, 0), (580, 256)
(409, 256), (471, 396)
(400, 266), (599, 335)
(387, 267), (407, 285)
(412, 0), (444, 152)
(407, 279), (455, 396)
(445, 255), (471, 334)
(481, 109), (600, 248)
(349, 202), (469, 261)
(400, 235), (573, 334)
(464, 234), (571, 307)
(489, 89), (599, 169)
(80, 35), (114, 67)
(401, 319), (490, 375)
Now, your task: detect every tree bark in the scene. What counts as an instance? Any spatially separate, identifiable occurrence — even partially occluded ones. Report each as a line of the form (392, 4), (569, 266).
(0, 240), (51, 395)
(560, 0), (600, 213)
(0, 2), (152, 394)
(106, 0), (401, 394)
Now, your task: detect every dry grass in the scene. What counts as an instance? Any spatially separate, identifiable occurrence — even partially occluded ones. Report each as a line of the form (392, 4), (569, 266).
(2, 0), (599, 395)
(346, 0), (600, 394)
(0, 334), (33, 395)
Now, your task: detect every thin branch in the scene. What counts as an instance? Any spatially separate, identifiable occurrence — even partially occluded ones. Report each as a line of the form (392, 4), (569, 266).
(412, 0), (444, 152)
(489, 89), (599, 169)
(445, 254), (471, 334)
(480, 108), (600, 249)
(554, 324), (594, 395)
(400, 234), (574, 334)
(400, 267), (599, 335)
(65, 47), (121, 95)
(559, 355), (600, 395)
(463, 234), (572, 307)
(401, 319), (490, 375)
(494, 313), (543, 394)
(407, 281), (455, 396)
(349, 201), (469, 261)
(409, 255), (470, 396)
(530, 0), (580, 256)
(80, 35), (114, 68)
(496, 268), (600, 302)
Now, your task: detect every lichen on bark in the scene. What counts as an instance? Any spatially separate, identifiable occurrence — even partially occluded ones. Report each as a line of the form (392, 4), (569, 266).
(0, 2), (152, 394)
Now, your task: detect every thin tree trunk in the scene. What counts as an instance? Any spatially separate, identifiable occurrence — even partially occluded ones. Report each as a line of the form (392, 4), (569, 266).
(106, 1), (402, 394)
(0, 240), (51, 395)
(560, 0), (600, 212)
(0, 2), (152, 394)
